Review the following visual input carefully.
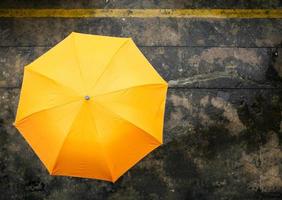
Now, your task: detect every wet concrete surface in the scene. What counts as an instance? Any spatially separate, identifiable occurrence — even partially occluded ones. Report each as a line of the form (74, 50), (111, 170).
(0, 1), (282, 200)
(0, 0), (281, 9)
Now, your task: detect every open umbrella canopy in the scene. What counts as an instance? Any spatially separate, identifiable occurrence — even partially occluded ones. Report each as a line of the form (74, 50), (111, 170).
(13, 32), (168, 182)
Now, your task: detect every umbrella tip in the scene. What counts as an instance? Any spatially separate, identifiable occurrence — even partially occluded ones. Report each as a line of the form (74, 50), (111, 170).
(84, 95), (90, 101)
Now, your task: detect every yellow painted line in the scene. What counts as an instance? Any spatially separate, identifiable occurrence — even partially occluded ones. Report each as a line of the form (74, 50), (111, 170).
(0, 9), (281, 18)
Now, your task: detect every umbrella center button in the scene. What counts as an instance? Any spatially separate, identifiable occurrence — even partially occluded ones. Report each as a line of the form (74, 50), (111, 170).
(84, 95), (90, 101)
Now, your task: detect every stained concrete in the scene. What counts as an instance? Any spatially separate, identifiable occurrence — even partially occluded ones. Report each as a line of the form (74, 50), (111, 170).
(0, 1), (282, 200)
(0, 18), (281, 47)
(0, 0), (281, 9)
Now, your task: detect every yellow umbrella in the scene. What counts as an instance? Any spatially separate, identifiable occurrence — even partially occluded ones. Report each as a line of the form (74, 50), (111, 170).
(13, 32), (168, 182)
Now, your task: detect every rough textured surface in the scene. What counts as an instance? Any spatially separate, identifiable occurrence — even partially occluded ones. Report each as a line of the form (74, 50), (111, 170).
(0, 18), (282, 47)
(0, 1), (282, 200)
(0, 0), (281, 9)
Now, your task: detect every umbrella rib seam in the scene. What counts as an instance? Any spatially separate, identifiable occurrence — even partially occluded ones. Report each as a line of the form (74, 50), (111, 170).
(25, 67), (80, 96)
(89, 38), (131, 91)
(94, 101), (162, 145)
(93, 83), (167, 98)
(72, 33), (86, 93)
(49, 101), (84, 174)
(14, 98), (83, 126)
(88, 107), (114, 181)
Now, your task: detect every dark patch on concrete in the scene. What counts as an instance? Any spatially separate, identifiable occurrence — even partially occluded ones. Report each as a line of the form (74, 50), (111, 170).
(192, 126), (237, 159)
(266, 43), (282, 82)
(128, 168), (167, 199)
(203, 105), (228, 122)
(237, 93), (282, 150)
(163, 141), (199, 179)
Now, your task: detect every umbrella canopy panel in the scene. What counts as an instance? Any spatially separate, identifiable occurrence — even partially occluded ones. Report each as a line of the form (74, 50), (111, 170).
(14, 32), (168, 182)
